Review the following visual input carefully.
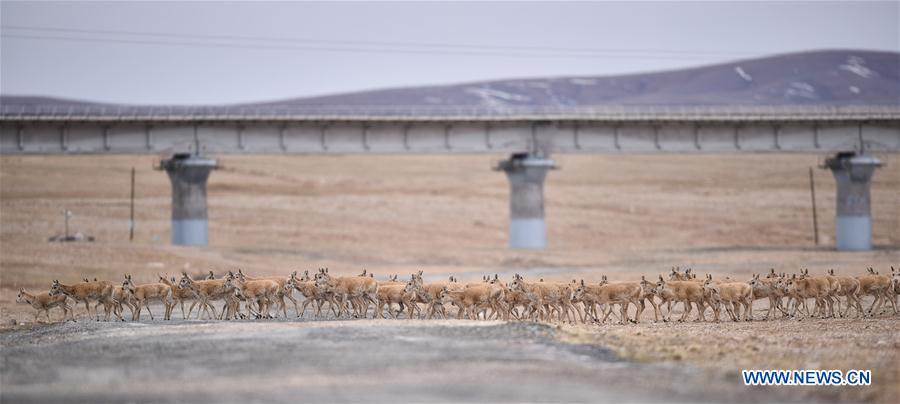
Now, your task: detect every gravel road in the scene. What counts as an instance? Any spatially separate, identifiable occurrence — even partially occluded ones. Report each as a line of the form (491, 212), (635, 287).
(0, 319), (806, 403)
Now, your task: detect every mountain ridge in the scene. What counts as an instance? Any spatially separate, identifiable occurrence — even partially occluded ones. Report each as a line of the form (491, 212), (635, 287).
(2, 49), (898, 108)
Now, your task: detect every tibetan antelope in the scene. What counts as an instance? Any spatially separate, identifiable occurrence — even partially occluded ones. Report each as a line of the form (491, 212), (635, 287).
(507, 275), (576, 323)
(374, 279), (419, 319)
(49, 279), (115, 321)
(702, 275), (752, 321)
(381, 273), (416, 317)
(654, 276), (706, 322)
(857, 268), (897, 316)
(799, 268), (840, 318)
(287, 270), (335, 318)
(444, 282), (506, 321)
(543, 276), (579, 323)
(105, 284), (133, 321)
(431, 287), (456, 319)
(784, 271), (831, 319)
(417, 275), (465, 319)
(423, 277), (465, 319)
(572, 279), (641, 324)
(826, 269), (864, 318)
(235, 269), (299, 318)
(748, 274), (787, 320)
(502, 280), (538, 321)
(122, 275), (174, 321)
(475, 275), (511, 320)
(668, 267), (695, 281)
(177, 271), (235, 320)
(226, 276), (280, 319)
(159, 274), (198, 319)
(602, 277), (650, 323)
(314, 268), (378, 318)
(16, 289), (74, 323)
(633, 276), (661, 322)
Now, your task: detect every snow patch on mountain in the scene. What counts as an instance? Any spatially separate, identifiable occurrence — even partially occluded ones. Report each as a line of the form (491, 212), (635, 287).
(734, 66), (753, 82)
(791, 82), (815, 92)
(849, 86), (861, 94)
(569, 78), (598, 86)
(839, 56), (874, 78)
(785, 82), (818, 100)
(464, 87), (531, 107)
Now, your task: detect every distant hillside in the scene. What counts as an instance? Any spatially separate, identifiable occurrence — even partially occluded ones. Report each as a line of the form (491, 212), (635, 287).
(2, 50), (898, 109)
(251, 50), (898, 107)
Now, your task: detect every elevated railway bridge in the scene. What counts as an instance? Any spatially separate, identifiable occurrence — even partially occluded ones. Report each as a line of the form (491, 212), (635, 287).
(2, 104), (898, 250)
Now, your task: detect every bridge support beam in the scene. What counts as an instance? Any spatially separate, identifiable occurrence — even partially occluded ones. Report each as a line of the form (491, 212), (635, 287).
(159, 154), (217, 246)
(822, 152), (882, 251)
(496, 153), (556, 249)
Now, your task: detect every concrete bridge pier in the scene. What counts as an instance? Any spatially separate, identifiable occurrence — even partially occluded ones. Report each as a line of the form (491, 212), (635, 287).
(822, 152), (882, 251)
(158, 153), (217, 246)
(496, 153), (556, 249)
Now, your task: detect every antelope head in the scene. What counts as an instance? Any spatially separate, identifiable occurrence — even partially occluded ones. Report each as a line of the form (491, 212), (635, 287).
(655, 275), (667, 294)
(122, 275), (136, 295)
(509, 276), (527, 293)
(178, 272), (195, 290)
(16, 289), (30, 304)
(640, 276), (655, 293)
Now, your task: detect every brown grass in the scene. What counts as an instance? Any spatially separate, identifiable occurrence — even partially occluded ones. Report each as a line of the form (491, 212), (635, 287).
(1, 153), (898, 401)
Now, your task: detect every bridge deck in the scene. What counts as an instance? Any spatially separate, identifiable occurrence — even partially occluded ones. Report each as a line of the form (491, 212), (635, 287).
(2, 105), (898, 154)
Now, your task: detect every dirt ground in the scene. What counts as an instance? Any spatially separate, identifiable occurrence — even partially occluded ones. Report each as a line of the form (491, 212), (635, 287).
(1, 153), (899, 402)
(562, 315), (900, 403)
(4, 318), (895, 403)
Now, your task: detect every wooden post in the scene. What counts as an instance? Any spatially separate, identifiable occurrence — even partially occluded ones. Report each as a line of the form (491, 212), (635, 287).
(130, 167), (135, 242)
(809, 167), (819, 245)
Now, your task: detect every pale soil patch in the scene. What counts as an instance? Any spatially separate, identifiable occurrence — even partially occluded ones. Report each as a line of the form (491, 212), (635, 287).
(561, 317), (900, 403)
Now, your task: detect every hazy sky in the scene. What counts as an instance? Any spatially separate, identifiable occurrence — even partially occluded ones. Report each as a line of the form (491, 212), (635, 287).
(1, 1), (898, 105)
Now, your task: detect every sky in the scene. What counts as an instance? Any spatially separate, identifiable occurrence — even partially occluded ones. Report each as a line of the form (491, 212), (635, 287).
(1, 1), (898, 105)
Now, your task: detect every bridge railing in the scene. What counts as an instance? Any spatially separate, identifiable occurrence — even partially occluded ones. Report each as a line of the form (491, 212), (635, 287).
(1, 103), (899, 121)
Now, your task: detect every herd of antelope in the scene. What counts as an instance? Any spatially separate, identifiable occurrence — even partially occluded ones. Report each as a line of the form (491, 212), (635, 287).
(14, 266), (900, 325)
